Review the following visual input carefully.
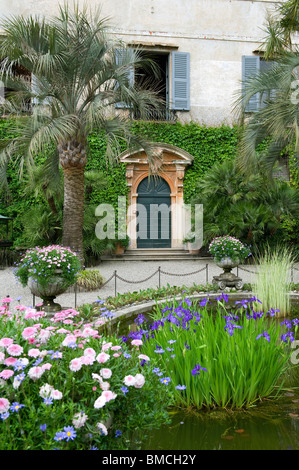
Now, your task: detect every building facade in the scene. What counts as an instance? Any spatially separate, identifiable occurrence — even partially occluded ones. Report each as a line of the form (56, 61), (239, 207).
(0, 0), (279, 249)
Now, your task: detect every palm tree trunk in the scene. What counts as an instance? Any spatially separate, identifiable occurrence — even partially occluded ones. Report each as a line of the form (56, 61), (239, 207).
(59, 141), (87, 264)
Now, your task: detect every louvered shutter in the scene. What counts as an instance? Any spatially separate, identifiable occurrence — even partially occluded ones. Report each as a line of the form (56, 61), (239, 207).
(242, 56), (260, 112)
(170, 51), (190, 111)
(115, 48), (134, 109)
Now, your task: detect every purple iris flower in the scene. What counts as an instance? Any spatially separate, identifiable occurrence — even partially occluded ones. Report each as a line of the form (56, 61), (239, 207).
(191, 364), (207, 376)
(256, 330), (270, 342)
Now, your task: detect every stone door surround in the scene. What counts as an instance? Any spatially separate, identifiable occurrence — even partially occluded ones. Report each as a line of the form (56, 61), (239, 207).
(118, 143), (193, 249)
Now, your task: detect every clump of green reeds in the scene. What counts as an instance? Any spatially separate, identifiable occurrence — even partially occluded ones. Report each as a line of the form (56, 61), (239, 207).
(253, 247), (293, 316)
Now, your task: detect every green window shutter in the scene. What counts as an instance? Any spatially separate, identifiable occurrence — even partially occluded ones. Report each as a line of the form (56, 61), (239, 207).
(115, 48), (134, 109)
(242, 55), (260, 112)
(170, 51), (190, 111)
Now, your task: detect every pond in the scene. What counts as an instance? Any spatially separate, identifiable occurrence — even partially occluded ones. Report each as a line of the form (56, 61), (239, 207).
(112, 298), (299, 451)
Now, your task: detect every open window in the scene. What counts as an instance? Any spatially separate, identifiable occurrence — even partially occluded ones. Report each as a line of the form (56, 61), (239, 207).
(115, 48), (190, 120)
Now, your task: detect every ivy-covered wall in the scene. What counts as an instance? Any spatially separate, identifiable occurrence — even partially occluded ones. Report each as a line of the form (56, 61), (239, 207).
(1, 119), (239, 216)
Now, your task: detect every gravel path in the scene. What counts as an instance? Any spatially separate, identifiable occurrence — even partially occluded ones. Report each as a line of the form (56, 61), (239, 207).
(0, 259), (298, 310)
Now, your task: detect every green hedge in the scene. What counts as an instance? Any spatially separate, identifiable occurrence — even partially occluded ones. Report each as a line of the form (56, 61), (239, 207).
(0, 119), (297, 250)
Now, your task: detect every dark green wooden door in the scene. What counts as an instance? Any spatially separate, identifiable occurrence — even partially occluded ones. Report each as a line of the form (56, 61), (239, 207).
(137, 177), (171, 248)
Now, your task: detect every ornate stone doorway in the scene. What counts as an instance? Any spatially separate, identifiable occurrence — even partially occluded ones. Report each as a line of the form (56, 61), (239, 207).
(119, 143), (193, 249)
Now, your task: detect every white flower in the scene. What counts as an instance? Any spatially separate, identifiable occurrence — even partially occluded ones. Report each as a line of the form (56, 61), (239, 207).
(28, 366), (44, 381)
(69, 358), (82, 372)
(96, 352), (110, 364)
(39, 383), (54, 398)
(12, 378), (21, 390)
(50, 389), (63, 400)
(94, 395), (106, 409)
(92, 373), (103, 384)
(100, 368), (112, 379)
(134, 373), (145, 389)
(100, 381), (110, 391)
(72, 412), (88, 429)
(96, 422), (108, 436)
(123, 375), (136, 387)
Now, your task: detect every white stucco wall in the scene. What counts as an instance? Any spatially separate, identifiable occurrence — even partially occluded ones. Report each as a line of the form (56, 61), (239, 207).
(0, 0), (281, 125)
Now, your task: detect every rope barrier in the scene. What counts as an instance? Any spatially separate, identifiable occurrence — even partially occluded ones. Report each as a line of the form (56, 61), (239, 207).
(115, 270), (160, 284)
(63, 261), (299, 307)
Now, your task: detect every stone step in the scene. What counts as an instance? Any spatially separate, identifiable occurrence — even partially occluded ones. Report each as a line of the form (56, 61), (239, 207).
(101, 248), (209, 261)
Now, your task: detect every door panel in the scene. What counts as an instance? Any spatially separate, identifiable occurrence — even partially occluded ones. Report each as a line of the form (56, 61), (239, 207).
(137, 177), (171, 248)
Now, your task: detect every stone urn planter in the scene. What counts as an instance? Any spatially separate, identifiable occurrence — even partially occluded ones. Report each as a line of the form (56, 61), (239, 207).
(14, 245), (81, 314)
(208, 236), (251, 291)
(28, 270), (70, 313)
(212, 257), (243, 290)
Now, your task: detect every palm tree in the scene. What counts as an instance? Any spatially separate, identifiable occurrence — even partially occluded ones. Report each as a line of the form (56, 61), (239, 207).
(236, 52), (299, 174)
(0, 3), (162, 262)
(236, 0), (299, 174)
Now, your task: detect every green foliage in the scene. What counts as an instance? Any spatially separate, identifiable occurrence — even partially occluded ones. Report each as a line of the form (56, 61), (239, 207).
(76, 270), (105, 291)
(0, 119), (298, 255)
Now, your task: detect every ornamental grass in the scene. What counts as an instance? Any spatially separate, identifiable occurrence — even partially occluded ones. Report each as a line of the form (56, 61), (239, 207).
(127, 295), (298, 410)
(253, 247), (293, 316)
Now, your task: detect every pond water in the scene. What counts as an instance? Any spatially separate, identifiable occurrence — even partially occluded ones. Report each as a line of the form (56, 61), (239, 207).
(114, 299), (299, 451)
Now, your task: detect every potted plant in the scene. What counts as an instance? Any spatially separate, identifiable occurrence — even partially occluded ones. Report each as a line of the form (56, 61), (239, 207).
(183, 232), (200, 255)
(208, 236), (251, 290)
(114, 235), (130, 255)
(14, 245), (81, 312)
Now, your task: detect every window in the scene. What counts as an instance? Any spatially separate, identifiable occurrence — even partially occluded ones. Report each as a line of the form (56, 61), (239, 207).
(242, 55), (275, 112)
(115, 49), (190, 120)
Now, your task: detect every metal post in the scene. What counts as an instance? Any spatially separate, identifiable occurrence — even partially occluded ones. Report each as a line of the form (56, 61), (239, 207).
(114, 270), (117, 297)
(158, 266), (161, 288)
(237, 266), (239, 278)
(206, 263), (208, 284)
(33, 294), (35, 307)
(74, 283), (77, 309)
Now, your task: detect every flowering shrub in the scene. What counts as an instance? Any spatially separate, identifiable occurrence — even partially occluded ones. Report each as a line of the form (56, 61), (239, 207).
(125, 295), (298, 409)
(14, 245), (81, 289)
(208, 236), (251, 262)
(0, 298), (169, 450)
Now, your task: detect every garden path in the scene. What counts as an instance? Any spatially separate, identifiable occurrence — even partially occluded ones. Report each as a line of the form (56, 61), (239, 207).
(0, 259), (298, 310)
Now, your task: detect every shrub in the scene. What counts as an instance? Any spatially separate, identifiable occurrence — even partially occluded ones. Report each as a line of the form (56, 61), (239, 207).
(76, 270), (105, 291)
